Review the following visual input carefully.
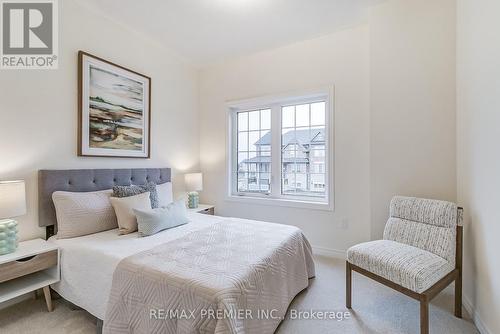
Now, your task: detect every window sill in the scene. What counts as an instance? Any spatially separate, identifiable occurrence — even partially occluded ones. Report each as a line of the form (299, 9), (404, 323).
(225, 195), (334, 211)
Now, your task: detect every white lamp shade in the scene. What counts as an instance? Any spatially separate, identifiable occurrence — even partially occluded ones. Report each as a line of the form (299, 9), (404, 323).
(184, 173), (203, 192)
(0, 180), (26, 219)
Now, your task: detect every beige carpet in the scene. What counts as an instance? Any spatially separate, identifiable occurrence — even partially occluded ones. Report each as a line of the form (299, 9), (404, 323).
(0, 256), (479, 334)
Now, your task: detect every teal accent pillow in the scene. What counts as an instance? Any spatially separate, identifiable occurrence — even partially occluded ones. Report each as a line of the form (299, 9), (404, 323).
(133, 200), (189, 237)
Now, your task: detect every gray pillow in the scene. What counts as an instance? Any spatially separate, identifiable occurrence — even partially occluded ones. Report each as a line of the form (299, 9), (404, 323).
(113, 181), (159, 208)
(133, 200), (189, 237)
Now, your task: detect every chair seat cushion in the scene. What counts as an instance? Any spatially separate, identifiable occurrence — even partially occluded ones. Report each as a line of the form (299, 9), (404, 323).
(347, 240), (454, 293)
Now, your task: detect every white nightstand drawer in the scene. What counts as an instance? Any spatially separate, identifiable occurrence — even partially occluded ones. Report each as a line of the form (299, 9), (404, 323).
(0, 250), (58, 284)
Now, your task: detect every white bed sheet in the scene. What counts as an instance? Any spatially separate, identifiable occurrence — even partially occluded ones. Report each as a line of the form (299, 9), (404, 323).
(48, 212), (219, 320)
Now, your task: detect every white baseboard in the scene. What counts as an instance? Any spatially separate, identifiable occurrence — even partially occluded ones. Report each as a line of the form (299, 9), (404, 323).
(462, 294), (492, 334)
(312, 245), (346, 259)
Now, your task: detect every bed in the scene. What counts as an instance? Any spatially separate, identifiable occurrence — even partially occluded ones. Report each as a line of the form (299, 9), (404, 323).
(39, 168), (315, 334)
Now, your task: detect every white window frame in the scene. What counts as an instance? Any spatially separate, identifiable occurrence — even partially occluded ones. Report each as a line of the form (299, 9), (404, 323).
(226, 87), (335, 211)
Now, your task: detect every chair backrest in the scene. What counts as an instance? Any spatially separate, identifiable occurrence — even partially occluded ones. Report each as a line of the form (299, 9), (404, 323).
(383, 196), (460, 265)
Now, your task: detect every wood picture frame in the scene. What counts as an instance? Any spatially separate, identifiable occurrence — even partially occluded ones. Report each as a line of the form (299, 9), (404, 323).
(78, 51), (151, 158)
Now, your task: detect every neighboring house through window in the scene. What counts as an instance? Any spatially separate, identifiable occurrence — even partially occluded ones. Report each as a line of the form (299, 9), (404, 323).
(227, 88), (334, 210)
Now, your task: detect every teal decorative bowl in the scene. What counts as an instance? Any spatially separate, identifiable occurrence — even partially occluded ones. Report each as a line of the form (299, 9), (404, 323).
(0, 220), (19, 255)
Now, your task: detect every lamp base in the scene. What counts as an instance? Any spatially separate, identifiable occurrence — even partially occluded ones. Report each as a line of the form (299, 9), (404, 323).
(0, 219), (19, 255)
(187, 192), (199, 209)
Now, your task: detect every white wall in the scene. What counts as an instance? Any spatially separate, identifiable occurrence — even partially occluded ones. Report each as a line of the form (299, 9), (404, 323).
(0, 0), (463, 303)
(1, 1), (493, 331)
(0, 0), (200, 241)
(199, 0), (457, 252)
(457, 0), (500, 333)
(370, 0), (457, 238)
(199, 25), (372, 253)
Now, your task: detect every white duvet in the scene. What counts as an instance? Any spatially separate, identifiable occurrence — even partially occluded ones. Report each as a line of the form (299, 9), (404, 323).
(49, 212), (220, 319)
(104, 218), (315, 334)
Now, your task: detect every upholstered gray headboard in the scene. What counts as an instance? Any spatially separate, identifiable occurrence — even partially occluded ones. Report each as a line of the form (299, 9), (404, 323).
(38, 168), (171, 238)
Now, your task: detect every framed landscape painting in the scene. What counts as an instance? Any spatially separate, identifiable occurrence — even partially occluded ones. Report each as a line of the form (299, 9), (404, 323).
(78, 51), (151, 158)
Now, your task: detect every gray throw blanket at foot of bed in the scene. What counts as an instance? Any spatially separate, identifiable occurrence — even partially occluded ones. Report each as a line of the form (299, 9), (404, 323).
(103, 218), (315, 334)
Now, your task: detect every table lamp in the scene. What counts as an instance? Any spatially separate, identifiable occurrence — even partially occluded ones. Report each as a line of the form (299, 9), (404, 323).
(184, 173), (203, 209)
(0, 180), (26, 255)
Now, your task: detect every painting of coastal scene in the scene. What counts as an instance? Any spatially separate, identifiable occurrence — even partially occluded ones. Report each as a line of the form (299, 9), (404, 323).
(89, 65), (144, 151)
(79, 52), (150, 158)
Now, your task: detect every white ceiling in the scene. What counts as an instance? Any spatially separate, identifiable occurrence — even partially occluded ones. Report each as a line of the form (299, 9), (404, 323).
(79, 0), (385, 67)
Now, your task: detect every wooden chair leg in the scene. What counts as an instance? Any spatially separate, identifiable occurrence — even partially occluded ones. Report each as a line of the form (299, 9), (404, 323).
(455, 273), (462, 318)
(96, 319), (103, 334)
(420, 297), (429, 334)
(42, 286), (53, 312)
(346, 261), (352, 309)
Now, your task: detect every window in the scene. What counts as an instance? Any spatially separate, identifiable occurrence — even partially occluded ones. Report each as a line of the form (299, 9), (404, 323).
(281, 102), (326, 198)
(228, 88), (333, 209)
(236, 109), (271, 194)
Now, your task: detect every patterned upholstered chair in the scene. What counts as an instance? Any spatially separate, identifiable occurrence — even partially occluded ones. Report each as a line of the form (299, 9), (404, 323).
(346, 196), (463, 334)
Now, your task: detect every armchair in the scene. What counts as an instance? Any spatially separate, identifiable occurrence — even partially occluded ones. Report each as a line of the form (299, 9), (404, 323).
(346, 196), (463, 334)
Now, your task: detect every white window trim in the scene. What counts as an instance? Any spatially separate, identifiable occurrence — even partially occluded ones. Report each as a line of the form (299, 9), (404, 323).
(225, 87), (335, 212)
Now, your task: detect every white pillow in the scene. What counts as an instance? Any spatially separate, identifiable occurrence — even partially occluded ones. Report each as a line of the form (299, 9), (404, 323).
(110, 192), (152, 235)
(52, 189), (117, 239)
(157, 182), (173, 207)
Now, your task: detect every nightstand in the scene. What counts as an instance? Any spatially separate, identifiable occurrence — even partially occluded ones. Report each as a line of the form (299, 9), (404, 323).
(0, 239), (59, 311)
(187, 204), (215, 215)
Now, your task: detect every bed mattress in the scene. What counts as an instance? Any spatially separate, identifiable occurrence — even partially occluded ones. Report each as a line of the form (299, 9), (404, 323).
(49, 212), (315, 334)
(48, 212), (220, 319)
